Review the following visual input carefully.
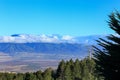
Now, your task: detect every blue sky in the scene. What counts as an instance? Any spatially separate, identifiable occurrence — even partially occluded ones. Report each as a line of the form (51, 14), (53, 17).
(0, 0), (120, 36)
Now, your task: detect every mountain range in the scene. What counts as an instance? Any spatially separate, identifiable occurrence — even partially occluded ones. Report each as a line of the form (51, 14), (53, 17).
(0, 34), (106, 72)
(0, 34), (107, 58)
(0, 34), (105, 55)
(0, 34), (104, 43)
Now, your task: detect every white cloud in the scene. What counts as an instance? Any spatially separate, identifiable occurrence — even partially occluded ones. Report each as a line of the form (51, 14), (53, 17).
(39, 34), (59, 43)
(0, 34), (75, 43)
(2, 36), (15, 42)
(62, 35), (74, 40)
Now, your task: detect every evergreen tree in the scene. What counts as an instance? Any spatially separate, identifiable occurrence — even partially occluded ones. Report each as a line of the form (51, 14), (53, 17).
(15, 73), (24, 80)
(93, 12), (120, 80)
(80, 58), (91, 80)
(24, 72), (37, 80)
(56, 60), (66, 80)
(35, 70), (43, 80)
(64, 61), (72, 80)
(24, 72), (31, 80)
(4, 73), (15, 80)
(69, 59), (74, 80)
(73, 59), (81, 80)
(0, 73), (7, 80)
(43, 68), (53, 80)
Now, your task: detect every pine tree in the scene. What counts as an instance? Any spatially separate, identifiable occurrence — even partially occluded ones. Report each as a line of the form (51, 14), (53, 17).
(4, 73), (15, 80)
(56, 60), (66, 80)
(64, 61), (72, 80)
(36, 70), (43, 80)
(43, 68), (53, 80)
(80, 58), (91, 80)
(14, 73), (24, 80)
(24, 72), (37, 80)
(73, 59), (81, 80)
(93, 12), (120, 80)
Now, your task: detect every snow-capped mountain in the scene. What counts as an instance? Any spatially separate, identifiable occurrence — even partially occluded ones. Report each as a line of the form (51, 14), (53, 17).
(0, 34), (108, 72)
(0, 34), (105, 44)
(0, 34), (108, 58)
(0, 34), (75, 43)
(0, 34), (105, 57)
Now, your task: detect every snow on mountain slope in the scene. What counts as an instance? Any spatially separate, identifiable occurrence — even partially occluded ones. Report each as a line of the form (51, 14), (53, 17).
(0, 34), (75, 43)
(0, 34), (105, 44)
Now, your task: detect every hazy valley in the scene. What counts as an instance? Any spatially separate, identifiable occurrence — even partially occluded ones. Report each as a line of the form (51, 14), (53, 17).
(0, 34), (104, 72)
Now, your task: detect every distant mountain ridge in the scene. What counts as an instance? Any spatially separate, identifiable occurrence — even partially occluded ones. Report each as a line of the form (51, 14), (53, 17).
(0, 34), (106, 56)
(0, 43), (87, 55)
(0, 34), (108, 72)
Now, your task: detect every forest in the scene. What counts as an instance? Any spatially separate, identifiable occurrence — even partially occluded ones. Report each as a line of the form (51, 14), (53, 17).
(0, 57), (103, 80)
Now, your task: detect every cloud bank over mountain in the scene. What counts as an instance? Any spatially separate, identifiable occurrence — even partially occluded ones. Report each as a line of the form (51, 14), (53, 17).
(0, 34), (105, 44)
(0, 34), (108, 72)
(0, 34), (74, 43)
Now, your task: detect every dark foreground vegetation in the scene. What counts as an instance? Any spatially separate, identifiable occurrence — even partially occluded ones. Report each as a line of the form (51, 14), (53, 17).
(0, 57), (103, 80)
(93, 11), (120, 80)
